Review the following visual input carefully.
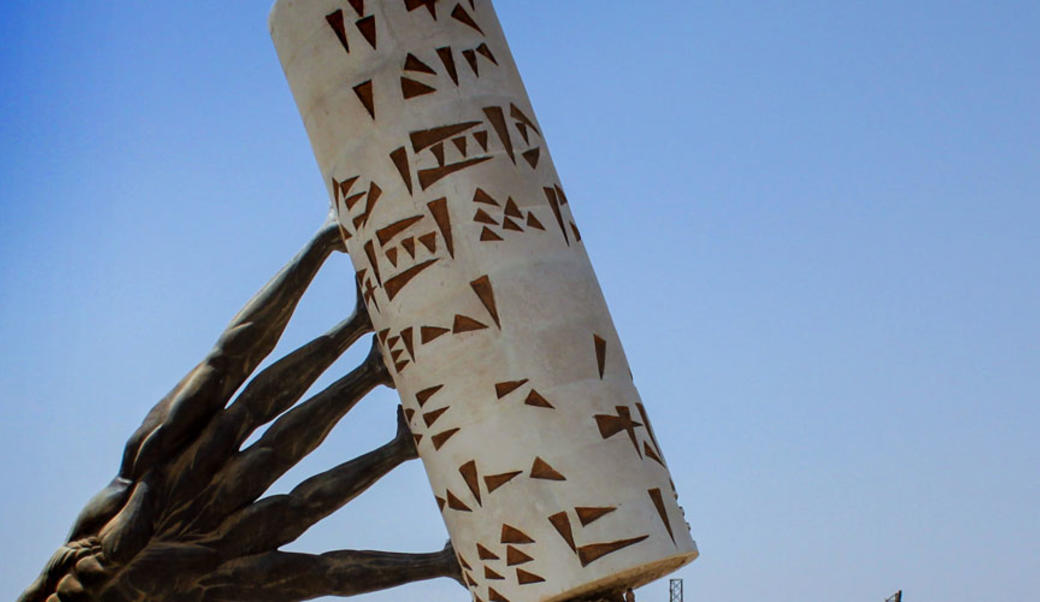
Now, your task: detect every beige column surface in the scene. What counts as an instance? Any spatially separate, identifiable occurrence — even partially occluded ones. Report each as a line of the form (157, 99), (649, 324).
(269, 1), (697, 600)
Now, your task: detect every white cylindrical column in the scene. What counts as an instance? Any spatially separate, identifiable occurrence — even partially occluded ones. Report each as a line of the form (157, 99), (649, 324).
(270, 1), (697, 600)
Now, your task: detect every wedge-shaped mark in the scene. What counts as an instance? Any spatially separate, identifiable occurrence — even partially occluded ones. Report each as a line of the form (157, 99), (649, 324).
(543, 186), (569, 244)
(436, 46), (459, 85)
(459, 460), (482, 506)
(353, 80), (375, 119)
(530, 457), (566, 481)
(474, 208), (498, 225)
(404, 0), (437, 18)
(457, 553), (473, 571)
(636, 402), (665, 462)
(594, 408), (637, 442)
(649, 488), (677, 544)
(501, 217), (522, 232)
(483, 106), (515, 164)
(473, 188), (499, 206)
(401, 237), (416, 258)
(515, 122), (530, 144)
(495, 379), (528, 399)
(644, 442), (666, 467)
(432, 427), (460, 450)
(594, 334), (607, 378)
(404, 53), (436, 74)
(419, 156), (493, 190)
(326, 10), (349, 53)
(386, 248), (399, 267)
(394, 359), (409, 373)
(451, 3), (484, 34)
(431, 142), (446, 167)
(435, 496), (446, 511)
(423, 407), (449, 427)
(360, 181), (383, 225)
(516, 569), (545, 585)
(421, 326), (450, 343)
(554, 184), (569, 204)
(463, 49), (479, 76)
(548, 512), (575, 551)
(476, 543), (498, 560)
(401, 77), (437, 99)
(571, 222), (582, 241)
(474, 130), (489, 151)
(488, 588), (509, 602)
(335, 174), (358, 198)
(362, 279), (380, 311)
(594, 405), (643, 455)
(413, 433), (423, 446)
(476, 42), (498, 65)
(377, 215), (424, 246)
(577, 535), (649, 567)
(501, 524), (535, 545)
(411, 121), (482, 152)
(484, 470), (522, 493)
(504, 198), (522, 218)
(506, 546), (533, 566)
(522, 147), (541, 169)
(415, 384), (443, 407)
(510, 103), (540, 136)
(389, 146), (413, 194)
(480, 227), (503, 242)
(355, 15), (376, 48)
(453, 314), (487, 333)
(344, 191), (366, 211)
(452, 136), (468, 155)
(524, 390), (554, 409)
(426, 198), (454, 257)
(403, 408), (416, 422)
(348, 0), (365, 16)
(447, 490), (471, 512)
(384, 259), (438, 301)
(400, 327), (415, 359)
(418, 232), (437, 253)
(470, 275), (501, 328)
(526, 212), (545, 230)
(576, 506), (617, 527)
(484, 566), (504, 580)
(364, 240), (381, 285)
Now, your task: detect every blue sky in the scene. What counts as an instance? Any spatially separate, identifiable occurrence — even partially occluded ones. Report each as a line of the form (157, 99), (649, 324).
(2, 1), (1038, 601)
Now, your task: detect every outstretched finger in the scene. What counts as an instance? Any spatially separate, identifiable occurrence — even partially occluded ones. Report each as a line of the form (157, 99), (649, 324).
(119, 219), (347, 481)
(199, 546), (461, 602)
(214, 407), (416, 556)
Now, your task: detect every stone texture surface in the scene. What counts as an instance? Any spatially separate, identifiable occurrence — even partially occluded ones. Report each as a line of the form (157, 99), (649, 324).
(269, 1), (698, 600)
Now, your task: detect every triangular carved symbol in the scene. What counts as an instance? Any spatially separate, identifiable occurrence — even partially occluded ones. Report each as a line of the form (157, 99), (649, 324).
(524, 390), (554, 409)
(530, 457), (566, 481)
(576, 506), (617, 526)
(506, 546), (533, 566)
(484, 471), (522, 493)
(500, 524), (535, 545)
(495, 379), (528, 399)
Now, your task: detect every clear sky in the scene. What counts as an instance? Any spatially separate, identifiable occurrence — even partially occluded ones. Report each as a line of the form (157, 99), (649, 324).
(2, 1), (1038, 601)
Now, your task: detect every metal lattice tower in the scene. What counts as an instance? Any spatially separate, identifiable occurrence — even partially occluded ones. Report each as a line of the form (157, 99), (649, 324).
(669, 579), (683, 602)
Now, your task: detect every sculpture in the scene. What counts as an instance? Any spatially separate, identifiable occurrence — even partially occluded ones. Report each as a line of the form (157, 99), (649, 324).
(269, 1), (697, 600)
(22, 2), (698, 600)
(18, 221), (462, 602)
